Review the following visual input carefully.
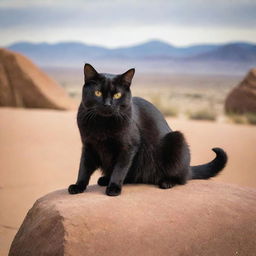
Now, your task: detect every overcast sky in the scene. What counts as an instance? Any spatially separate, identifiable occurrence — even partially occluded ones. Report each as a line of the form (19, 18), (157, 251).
(0, 0), (256, 47)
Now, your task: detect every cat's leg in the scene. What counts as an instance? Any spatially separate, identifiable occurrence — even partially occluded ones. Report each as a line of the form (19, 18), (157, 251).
(97, 176), (110, 186)
(158, 131), (190, 189)
(106, 148), (137, 196)
(97, 166), (113, 186)
(68, 146), (98, 194)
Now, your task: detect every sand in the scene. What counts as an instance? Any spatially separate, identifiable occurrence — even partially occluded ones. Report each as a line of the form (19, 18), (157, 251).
(0, 107), (256, 255)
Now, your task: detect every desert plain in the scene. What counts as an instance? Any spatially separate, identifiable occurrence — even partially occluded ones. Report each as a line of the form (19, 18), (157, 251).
(0, 106), (256, 255)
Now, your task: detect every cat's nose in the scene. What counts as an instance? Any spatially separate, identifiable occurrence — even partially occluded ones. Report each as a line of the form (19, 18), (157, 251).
(103, 99), (111, 107)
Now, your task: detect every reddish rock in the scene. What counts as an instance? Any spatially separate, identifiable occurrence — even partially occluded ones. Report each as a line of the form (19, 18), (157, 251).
(0, 48), (77, 110)
(225, 68), (256, 113)
(9, 181), (256, 256)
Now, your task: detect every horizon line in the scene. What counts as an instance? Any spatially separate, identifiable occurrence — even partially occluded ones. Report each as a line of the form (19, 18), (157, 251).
(3, 38), (256, 49)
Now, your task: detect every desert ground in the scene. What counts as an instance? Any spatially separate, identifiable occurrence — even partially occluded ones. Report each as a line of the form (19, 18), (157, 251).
(0, 107), (255, 255)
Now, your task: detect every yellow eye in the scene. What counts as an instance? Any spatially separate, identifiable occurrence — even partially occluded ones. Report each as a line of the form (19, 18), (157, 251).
(113, 92), (122, 99)
(95, 90), (102, 97)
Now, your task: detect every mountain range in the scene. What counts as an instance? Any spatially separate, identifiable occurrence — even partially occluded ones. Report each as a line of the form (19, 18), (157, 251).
(5, 40), (256, 74)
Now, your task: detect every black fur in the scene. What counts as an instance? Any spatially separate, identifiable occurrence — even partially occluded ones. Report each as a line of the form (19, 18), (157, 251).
(68, 64), (228, 196)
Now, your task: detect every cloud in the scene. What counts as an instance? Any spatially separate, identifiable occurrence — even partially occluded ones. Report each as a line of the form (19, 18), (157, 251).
(0, 0), (256, 29)
(0, 0), (255, 46)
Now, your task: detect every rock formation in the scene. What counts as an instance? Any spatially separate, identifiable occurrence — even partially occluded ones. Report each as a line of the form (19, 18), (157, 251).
(9, 181), (256, 256)
(0, 48), (77, 110)
(225, 68), (256, 113)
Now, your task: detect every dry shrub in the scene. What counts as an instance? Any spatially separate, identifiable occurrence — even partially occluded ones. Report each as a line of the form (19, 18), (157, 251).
(150, 94), (178, 117)
(187, 109), (216, 121)
(245, 113), (256, 125)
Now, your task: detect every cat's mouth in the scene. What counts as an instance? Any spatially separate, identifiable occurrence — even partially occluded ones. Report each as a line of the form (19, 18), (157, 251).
(97, 107), (115, 117)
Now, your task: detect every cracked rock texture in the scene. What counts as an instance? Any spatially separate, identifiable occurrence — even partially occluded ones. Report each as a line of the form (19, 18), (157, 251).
(9, 181), (256, 256)
(225, 68), (256, 113)
(0, 48), (76, 110)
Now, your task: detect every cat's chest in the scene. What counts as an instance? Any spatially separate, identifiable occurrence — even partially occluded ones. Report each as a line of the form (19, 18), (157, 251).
(90, 137), (123, 169)
(80, 119), (126, 142)
(93, 137), (121, 152)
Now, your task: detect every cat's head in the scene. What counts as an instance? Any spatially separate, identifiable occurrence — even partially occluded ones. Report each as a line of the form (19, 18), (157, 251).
(81, 64), (135, 117)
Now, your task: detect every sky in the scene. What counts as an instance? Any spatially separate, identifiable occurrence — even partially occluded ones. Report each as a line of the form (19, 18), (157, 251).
(0, 0), (256, 48)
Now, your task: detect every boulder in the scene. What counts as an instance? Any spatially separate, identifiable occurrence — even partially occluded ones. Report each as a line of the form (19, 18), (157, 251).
(9, 181), (256, 256)
(225, 68), (256, 113)
(0, 48), (77, 110)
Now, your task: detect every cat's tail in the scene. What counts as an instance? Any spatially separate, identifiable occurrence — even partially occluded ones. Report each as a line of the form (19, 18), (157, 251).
(190, 148), (228, 179)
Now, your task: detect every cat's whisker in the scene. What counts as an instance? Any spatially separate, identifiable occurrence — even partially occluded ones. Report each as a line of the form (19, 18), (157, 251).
(83, 108), (97, 123)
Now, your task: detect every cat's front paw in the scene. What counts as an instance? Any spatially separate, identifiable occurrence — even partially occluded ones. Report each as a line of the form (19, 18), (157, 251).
(106, 183), (122, 196)
(68, 184), (86, 194)
(159, 180), (175, 189)
(97, 176), (109, 186)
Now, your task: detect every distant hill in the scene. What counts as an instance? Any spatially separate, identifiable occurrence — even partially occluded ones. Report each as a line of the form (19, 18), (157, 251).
(188, 43), (256, 62)
(7, 40), (222, 61)
(6, 40), (256, 74)
(111, 40), (220, 58)
(8, 42), (109, 66)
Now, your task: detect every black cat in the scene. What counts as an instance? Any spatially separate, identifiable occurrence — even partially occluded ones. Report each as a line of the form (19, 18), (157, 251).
(68, 64), (227, 196)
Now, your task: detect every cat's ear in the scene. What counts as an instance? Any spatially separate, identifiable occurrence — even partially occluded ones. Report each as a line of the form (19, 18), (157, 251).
(84, 63), (98, 82)
(121, 68), (135, 85)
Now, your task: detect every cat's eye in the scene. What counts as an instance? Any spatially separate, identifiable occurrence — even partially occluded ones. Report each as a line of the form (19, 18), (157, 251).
(113, 92), (122, 99)
(95, 90), (102, 97)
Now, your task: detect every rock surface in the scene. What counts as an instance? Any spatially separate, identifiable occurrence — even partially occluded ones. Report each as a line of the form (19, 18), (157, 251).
(0, 48), (76, 110)
(9, 181), (256, 256)
(225, 68), (256, 113)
